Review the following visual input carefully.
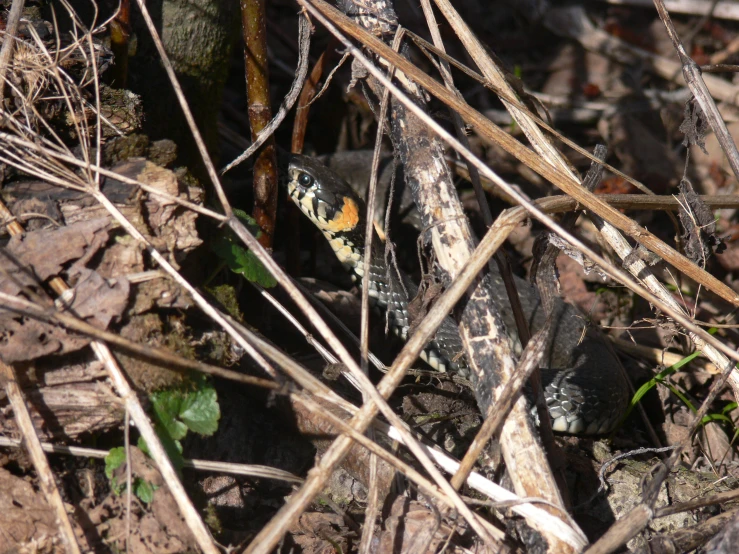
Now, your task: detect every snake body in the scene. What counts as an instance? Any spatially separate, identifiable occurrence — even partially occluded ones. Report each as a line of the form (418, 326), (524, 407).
(285, 154), (629, 434)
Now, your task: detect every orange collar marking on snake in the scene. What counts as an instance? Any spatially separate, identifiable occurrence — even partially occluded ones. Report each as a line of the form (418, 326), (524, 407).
(324, 196), (360, 233)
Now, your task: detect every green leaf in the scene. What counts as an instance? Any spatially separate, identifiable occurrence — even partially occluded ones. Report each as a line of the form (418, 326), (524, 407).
(210, 210), (277, 288)
(231, 208), (254, 225)
(105, 447), (129, 494)
(151, 383), (220, 438)
(105, 447), (126, 480)
(620, 351), (702, 425)
(241, 249), (277, 288)
(137, 435), (150, 457)
(151, 390), (188, 441)
(211, 237), (277, 288)
(701, 413), (734, 425)
(145, 381), (220, 471)
(619, 352), (739, 437)
(134, 478), (157, 504)
(138, 431), (185, 471)
(179, 386), (220, 436)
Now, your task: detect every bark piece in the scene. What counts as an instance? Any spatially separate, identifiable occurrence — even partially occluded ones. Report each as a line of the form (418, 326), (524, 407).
(0, 219), (130, 363)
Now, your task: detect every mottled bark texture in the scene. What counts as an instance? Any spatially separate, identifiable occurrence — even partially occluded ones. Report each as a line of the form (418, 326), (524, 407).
(130, 0), (238, 170)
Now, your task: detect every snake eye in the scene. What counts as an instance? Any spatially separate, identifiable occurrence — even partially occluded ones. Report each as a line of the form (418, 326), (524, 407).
(297, 172), (314, 188)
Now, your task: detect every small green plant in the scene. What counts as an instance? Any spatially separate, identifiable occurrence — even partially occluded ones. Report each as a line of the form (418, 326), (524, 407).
(210, 209), (277, 287)
(622, 350), (701, 426)
(104, 446), (126, 484)
(104, 378), (221, 499)
(144, 377), (221, 470)
(104, 447), (159, 504)
(620, 332), (738, 436)
(700, 402), (737, 427)
(624, 327), (719, 420)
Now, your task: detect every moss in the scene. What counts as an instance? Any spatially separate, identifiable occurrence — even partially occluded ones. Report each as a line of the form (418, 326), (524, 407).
(206, 284), (244, 323)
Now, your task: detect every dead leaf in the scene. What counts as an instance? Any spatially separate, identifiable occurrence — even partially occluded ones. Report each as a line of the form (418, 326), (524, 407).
(677, 178), (725, 267)
(1, 217), (110, 291)
(0, 219), (129, 363)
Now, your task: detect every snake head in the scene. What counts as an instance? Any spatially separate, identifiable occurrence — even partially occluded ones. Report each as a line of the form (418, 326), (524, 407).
(285, 154), (366, 235)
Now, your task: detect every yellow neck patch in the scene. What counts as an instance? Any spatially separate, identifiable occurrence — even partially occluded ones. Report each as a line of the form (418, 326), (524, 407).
(324, 196), (360, 233)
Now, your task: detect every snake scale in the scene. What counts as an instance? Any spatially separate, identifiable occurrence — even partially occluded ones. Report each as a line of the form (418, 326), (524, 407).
(284, 153), (629, 434)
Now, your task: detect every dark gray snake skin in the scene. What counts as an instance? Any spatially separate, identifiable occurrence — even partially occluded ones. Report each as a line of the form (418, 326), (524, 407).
(285, 154), (629, 434)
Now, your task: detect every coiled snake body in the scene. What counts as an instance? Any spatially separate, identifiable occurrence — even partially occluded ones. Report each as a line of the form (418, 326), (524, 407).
(285, 154), (629, 434)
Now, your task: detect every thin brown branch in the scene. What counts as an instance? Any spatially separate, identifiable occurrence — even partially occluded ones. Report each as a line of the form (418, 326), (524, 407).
(654, 486), (739, 518)
(291, 44), (335, 153)
(242, 0), (278, 247)
(449, 327), (550, 491)
(221, 15), (311, 174)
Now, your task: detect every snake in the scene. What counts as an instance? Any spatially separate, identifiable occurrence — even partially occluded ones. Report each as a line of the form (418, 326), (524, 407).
(284, 153), (629, 434)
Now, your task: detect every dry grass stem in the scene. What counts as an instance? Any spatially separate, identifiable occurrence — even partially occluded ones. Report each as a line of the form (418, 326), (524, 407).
(0, 361), (81, 554)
